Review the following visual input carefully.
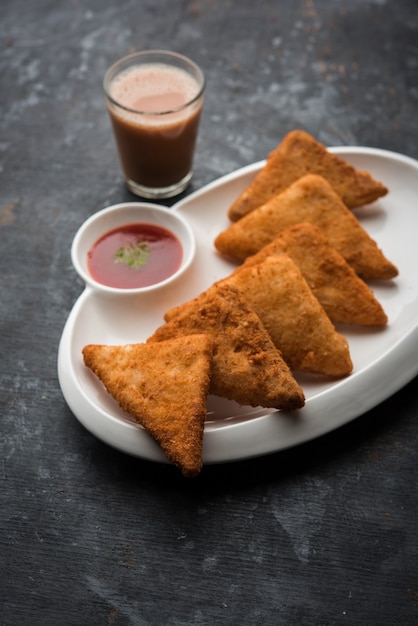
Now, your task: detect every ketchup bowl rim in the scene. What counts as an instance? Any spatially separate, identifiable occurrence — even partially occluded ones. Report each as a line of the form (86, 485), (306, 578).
(71, 201), (196, 295)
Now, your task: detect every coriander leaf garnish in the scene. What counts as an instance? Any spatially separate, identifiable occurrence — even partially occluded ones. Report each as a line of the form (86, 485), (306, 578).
(114, 241), (151, 270)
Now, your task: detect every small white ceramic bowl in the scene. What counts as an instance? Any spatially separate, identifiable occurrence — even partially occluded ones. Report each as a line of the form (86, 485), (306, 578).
(71, 202), (196, 295)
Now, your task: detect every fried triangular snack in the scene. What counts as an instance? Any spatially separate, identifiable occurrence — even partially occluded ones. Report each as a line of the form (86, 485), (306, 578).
(240, 223), (388, 326)
(215, 174), (398, 281)
(82, 334), (213, 477)
(219, 255), (353, 377)
(149, 284), (305, 411)
(228, 129), (388, 221)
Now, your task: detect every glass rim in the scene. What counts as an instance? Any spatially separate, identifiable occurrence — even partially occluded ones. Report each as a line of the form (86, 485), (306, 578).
(103, 49), (206, 116)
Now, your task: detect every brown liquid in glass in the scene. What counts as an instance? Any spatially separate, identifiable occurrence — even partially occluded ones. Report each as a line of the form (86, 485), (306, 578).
(108, 65), (203, 189)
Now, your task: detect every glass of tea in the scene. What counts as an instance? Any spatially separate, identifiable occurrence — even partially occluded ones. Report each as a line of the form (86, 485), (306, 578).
(103, 50), (205, 200)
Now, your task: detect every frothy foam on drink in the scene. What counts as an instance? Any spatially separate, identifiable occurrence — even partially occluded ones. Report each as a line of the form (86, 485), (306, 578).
(110, 63), (200, 115)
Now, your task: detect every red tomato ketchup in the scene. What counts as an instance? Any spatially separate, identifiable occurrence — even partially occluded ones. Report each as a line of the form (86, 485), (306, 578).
(87, 222), (183, 289)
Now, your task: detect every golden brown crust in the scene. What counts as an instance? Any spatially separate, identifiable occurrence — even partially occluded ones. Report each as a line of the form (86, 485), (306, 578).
(216, 174), (398, 281)
(219, 255), (353, 377)
(82, 334), (213, 477)
(228, 129), (388, 221)
(240, 223), (388, 326)
(149, 284), (305, 410)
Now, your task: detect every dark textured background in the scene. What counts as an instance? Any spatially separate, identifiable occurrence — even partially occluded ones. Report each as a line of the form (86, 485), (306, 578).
(1, 1), (417, 624)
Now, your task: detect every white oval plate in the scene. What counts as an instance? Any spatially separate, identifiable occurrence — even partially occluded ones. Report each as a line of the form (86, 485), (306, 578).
(58, 147), (418, 465)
